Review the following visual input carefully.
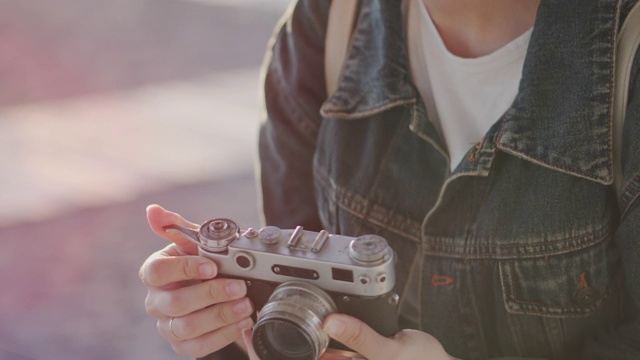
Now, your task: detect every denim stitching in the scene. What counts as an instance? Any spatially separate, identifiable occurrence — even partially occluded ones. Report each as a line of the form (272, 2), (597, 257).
(620, 172), (640, 217)
(606, 0), (621, 181)
(502, 261), (612, 317)
(421, 232), (610, 259)
(359, 115), (412, 235)
(316, 154), (612, 259)
(321, 98), (416, 119)
(495, 134), (611, 185)
(314, 162), (422, 242)
(424, 226), (609, 249)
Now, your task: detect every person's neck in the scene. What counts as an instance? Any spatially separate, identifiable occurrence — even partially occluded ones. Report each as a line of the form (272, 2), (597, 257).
(422, 0), (540, 58)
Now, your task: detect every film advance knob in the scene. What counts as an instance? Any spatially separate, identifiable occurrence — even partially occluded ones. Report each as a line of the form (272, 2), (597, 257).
(348, 234), (391, 263)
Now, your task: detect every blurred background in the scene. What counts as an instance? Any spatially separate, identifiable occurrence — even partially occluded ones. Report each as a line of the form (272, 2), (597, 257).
(0, 0), (291, 358)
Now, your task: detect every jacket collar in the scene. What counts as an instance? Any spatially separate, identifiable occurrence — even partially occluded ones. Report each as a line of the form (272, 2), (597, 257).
(496, 0), (621, 185)
(321, 0), (624, 185)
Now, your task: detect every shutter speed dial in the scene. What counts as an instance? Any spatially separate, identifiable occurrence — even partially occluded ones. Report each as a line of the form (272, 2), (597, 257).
(348, 235), (392, 263)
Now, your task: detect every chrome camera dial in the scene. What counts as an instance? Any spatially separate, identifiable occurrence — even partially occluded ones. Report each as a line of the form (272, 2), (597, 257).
(259, 226), (281, 244)
(348, 234), (391, 263)
(199, 218), (239, 251)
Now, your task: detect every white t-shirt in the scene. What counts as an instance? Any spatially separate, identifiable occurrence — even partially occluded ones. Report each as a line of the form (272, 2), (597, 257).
(405, 0), (532, 171)
(401, 0), (532, 321)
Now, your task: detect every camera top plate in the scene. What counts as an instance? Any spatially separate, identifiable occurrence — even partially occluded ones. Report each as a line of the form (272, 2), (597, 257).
(166, 219), (397, 297)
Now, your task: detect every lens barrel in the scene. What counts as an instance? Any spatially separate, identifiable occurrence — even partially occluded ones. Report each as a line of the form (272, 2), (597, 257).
(253, 281), (337, 360)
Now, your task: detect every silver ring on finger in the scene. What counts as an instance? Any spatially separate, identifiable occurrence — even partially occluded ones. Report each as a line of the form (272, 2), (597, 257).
(169, 317), (182, 341)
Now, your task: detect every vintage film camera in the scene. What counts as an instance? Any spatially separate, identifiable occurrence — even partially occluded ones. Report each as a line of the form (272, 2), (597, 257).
(166, 218), (399, 360)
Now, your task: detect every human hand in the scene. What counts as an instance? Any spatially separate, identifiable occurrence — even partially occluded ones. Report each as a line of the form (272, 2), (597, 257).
(320, 313), (456, 360)
(139, 205), (254, 358)
(241, 312), (454, 360)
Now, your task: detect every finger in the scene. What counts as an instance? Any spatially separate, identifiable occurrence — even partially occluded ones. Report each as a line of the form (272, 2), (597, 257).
(140, 254), (217, 288)
(159, 298), (254, 341)
(323, 314), (396, 360)
(148, 278), (248, 317)
(146, 204), (200, 254)
(243, 328), (261, 360)
(168, 318), (254, 358)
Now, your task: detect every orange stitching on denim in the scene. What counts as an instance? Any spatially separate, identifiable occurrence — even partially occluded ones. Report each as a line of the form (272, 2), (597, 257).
(467, 138), (485, 163)
(578, 272), (590, 290)
(504, 262), (610, 314)
(431, 273), (455, 287)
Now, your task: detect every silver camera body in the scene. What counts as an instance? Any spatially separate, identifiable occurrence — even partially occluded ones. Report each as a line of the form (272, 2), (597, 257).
(167, 218), (399, 360)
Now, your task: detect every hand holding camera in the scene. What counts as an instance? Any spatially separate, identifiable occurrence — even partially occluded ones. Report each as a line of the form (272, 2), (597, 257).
(164, 212), (399, 360)
(141, 204), (401, 359)
(140, 205), (254, 358)
(141, 205), (454, 360)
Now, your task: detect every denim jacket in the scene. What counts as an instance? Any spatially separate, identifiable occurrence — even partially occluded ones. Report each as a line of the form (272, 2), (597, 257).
(258, 1), (640, 359)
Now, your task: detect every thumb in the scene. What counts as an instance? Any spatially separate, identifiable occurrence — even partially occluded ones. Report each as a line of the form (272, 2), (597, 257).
(323, 314), (395, 360)
(146, 204), (200, 255)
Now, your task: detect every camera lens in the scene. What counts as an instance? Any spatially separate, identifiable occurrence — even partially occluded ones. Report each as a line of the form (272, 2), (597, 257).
(261, 320), (313, 359)
(253, 281), (337, 360)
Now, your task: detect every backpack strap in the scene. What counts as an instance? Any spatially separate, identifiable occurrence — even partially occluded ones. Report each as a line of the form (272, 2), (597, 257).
(325, 0), (358, 96)
(613, 0), (640, 197)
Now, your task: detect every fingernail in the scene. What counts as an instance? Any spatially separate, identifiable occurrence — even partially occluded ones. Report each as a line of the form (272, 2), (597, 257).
(233, 298), (251, 315)
(199, 263), (216, 278)
(146, 204), (161, 213)
(323, 318), (345, 338)
(226, 281), (246, 297)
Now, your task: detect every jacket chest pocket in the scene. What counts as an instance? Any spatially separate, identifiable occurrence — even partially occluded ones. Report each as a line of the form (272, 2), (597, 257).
(499, 236), (621, 318)
(494, 233), (624, 359)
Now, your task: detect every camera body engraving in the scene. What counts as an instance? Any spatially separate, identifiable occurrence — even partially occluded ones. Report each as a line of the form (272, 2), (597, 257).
(166, 218), (399, 359)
